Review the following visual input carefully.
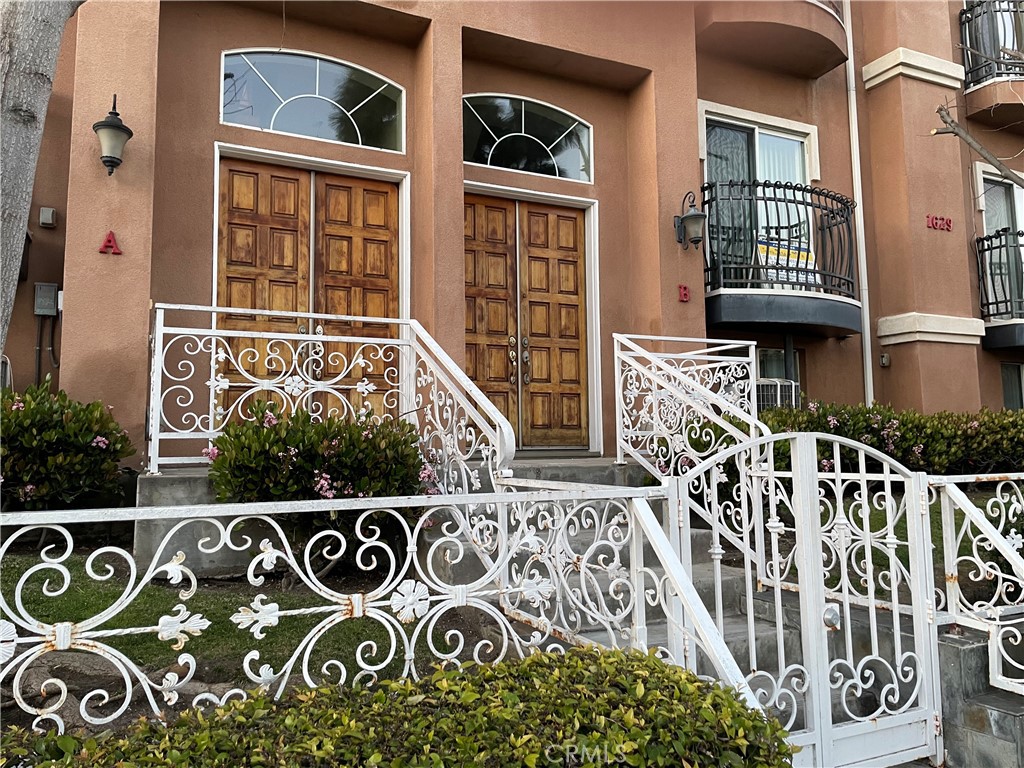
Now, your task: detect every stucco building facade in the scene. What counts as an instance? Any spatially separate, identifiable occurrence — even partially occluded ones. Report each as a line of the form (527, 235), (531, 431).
(6, 0), (1023, 458)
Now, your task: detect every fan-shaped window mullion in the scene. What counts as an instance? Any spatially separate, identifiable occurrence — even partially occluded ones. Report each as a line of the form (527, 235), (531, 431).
(463, 94), (592, 182)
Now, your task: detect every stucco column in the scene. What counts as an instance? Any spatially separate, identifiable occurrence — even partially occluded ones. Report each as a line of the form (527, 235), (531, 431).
(858, 1), (982, 412)
(410, 17), (464, 360)
(59, 0), (159, 455)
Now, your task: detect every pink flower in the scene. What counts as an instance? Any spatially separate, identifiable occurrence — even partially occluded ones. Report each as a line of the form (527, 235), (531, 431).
(202, 445), (220, 460)
(91, 436), (110, 449)
(313, 471), (334, 499)
(807, 401), (819, 414)
(826, 415), (839, 429)
(19, 484), (36, 501)
(263, 411), (279, 427)
(968, 420), (980, 430)
(912, 444), (924, 457)
(820, 459), (834, 472)
(10, 397), (24, 411)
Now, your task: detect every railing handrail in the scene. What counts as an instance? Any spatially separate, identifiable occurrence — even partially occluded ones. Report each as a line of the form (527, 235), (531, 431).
(615, 335), (766, 436)
(960, 0), (1024, 89)
(407, 319), (515, 476)
(628, 496), (761, 710)
(615, 334), (767, 436)
(975, 230), (1024, 319)
(147, 305), (516, 484)
(701, 179), (857, 299)
(153, 302), (409, 327)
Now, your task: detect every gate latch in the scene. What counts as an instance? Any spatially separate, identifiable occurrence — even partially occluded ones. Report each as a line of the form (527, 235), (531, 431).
(822, 603), (841, 631)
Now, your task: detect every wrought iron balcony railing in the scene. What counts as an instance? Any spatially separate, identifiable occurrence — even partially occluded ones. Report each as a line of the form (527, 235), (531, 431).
(977, 229), (1024, 319)
(961, 1), (1024, 89)
(701, 180), (857, 300)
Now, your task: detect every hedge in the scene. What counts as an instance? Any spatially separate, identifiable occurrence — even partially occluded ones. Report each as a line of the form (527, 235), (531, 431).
(761, 402), (1024, 475)
(0, 648), (793, 768)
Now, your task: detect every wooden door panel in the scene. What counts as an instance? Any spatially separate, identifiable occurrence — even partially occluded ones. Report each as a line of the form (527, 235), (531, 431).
(314, 173), (399, 418)
(464, 195), (518, 432)
(520, 203), (588, 448)
(217, 159), (311, 420)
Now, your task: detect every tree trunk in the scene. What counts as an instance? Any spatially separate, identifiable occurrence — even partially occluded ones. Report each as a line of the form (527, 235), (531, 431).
(0, 0), (83, 356)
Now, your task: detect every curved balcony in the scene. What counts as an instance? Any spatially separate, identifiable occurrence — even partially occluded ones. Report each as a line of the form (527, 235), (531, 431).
(694, 1), (848, 79)
(977, 229), (1024, 348)
(702, 180), (861, 337)
(961, 1), (1024, 132)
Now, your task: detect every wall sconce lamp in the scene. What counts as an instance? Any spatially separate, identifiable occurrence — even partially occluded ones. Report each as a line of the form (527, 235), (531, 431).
(674, 191), (707, 250)
(92, 95), (133, 176)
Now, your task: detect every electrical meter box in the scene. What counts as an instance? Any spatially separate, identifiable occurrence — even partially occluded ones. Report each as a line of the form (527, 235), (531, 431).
(34, 283), (59, 316)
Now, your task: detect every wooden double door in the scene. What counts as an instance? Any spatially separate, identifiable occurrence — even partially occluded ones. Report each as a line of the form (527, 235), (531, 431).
(217, 158), (398, 413)
(464, 194), (589, 448)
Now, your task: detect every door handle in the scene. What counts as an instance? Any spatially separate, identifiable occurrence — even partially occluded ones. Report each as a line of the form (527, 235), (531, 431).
(508, 335), (518, 385)
(822, 603), (841, 631)
(521, 337), (531, 385)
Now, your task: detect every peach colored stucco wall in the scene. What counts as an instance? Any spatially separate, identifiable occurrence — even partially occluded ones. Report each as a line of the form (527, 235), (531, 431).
(151, 2), (416, 311)
(854, 0), (983, 413)
(58, 0), (161, 458)
(37, 0), (979, 460)
(3, 14), (78, 393)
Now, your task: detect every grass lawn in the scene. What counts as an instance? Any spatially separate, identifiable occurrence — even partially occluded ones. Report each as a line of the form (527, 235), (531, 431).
(1, 548), (462, 688)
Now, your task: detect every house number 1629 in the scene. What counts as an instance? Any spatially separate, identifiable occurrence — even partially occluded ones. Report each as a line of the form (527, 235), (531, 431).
(926, 215), (953, 232)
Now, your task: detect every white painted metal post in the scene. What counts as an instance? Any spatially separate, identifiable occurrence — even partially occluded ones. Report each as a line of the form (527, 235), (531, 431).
(906, 472), (944, 766)
(791, 433), (830, 767)
(938, 485), (960, 626)
(668, 476), (689, 668)
(614, 336), (626, 465)
(146, 306), (165, 474)
(629, 499), (648, 650)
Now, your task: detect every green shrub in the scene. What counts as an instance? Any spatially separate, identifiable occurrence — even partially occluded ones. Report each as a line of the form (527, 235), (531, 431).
(762, 402), (1024, 475)
(1, 379), (135, 511)
(0, 648), (793, 767)
(207, 402), (435, 504)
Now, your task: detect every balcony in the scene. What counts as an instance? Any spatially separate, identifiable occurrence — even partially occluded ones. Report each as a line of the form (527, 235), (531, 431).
(960, 1), (1024, 133)
(977, 229), (1024, 348)
(702, 180), (861, 337)
(694, 0), (848, 79)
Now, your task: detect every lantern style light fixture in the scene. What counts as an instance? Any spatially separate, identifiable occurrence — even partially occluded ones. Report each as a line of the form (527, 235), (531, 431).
(674, 191), (707, 250)
(92, 95), (133, 176)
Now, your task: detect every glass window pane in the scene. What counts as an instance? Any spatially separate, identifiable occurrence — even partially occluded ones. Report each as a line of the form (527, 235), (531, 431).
(273, 96), (357, 143)
(984, 179), (1015, 234)
(758, 134), (805, 184)
(244, 53), (316, 102)
(463, 95), (591, 182)
(221, 52), (403, 151)
(1002, 363), (1023, 410)
(707, 122), (753, 184)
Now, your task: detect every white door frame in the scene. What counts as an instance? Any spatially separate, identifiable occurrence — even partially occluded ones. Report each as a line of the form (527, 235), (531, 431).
(212, 142), (412, 320)
(463, 179), (602, 455)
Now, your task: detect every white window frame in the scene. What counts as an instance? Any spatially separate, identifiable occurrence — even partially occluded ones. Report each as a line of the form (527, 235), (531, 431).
(757, 347), (801, 384)
(219, 48), (407, 155)
(697, 100), (820, 183)
(1002, 362), (1024, 410)
(974, 161), (1024, 231)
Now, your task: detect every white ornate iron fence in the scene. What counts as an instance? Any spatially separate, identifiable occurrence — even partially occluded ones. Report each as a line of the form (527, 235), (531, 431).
(147, 304), (515, 493)
(613, 333), (768, 478)
(672, 433), (943, 768)
(934, 475), (1024, 695)
(0, 485), (757, 734)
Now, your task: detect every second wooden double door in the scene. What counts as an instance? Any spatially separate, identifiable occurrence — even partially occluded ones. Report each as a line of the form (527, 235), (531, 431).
(464, 194), (589, 449)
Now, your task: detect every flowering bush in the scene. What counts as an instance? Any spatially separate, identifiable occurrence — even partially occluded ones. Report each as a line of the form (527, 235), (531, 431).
(206, 402), (438, 508)
(1, 379), (135, 511)
(763, 402), (1024, 475)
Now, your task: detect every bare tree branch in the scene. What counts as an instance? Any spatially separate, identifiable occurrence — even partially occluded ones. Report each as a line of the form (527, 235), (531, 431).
(933, 104), (1024, 190)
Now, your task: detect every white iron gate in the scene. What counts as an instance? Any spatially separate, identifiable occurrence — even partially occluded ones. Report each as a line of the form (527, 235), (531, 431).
(673, 433), (942, 768)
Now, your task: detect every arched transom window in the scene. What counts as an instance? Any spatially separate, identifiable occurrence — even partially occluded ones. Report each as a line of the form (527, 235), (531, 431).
(463, 94), (592, 182)
(221, 51), (404, 152)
